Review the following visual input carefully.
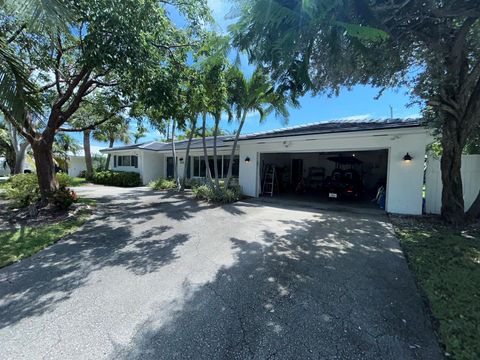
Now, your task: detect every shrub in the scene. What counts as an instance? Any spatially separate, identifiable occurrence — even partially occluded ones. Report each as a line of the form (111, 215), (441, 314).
(184, 177), (206, 189)
(78, 170), (86, 178)
(5, 173), (40, 207)
(149, 178), (177, 190)
(51, 186), (78, 210)
(192, 184), (242, 204)
(5, 173), (79, 209)
(56, 173), (73, 187)
(92, 171), (141, 187)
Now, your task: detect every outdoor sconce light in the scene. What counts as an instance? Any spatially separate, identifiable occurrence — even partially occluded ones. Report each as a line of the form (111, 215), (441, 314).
(179, 157), (184, 163)
(403, 153), (413, 162)
(245, 156), (251, 164)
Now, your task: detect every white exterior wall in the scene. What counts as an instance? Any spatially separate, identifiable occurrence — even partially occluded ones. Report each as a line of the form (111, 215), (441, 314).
(68, 157), (86, 177)
(239, 128), (430, 215)
(142, 151), (165, 184)
(425, 155), (480, 214)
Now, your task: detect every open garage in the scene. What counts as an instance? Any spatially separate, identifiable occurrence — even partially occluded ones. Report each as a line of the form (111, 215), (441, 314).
(259, 149), (388, 210)
(236, 119), (431, 215)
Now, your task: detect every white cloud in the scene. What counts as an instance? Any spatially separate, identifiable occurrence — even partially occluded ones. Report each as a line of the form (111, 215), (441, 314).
(337, 114), (372, 121)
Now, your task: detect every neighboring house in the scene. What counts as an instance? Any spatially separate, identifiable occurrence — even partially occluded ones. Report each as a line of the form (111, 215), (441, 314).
(67, 146), (105, 177)
(101, 118), (432, 215)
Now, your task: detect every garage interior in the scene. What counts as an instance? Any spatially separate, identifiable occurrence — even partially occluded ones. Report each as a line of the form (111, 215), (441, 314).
(259, 149), (388, 210)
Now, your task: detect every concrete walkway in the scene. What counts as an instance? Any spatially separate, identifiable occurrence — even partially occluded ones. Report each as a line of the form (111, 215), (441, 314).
(0, 185), (442, 359)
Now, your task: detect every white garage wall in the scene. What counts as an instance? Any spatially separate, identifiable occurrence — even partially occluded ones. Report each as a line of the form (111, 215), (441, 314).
(239, 128), (430, 215)
(425, 155), (480, 214)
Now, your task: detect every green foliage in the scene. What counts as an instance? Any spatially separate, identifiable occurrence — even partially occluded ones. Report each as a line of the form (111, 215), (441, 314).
(0, 209), (91, 268)
(92, 171), (141, 187)
(56, 172), (73, 187)
(397, 228), (480, 360)
(51, 185), (78, 210)
(149, 178), (177, 190)
(5, 173), (77, 207)
(5, 173), (40, 207)
(192, 184), (242, 204)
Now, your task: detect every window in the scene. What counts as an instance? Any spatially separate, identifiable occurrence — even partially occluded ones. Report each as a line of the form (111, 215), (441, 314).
(166, 157), (174, 178)
(117, 155), (138, 168)
(190, 155), (239, 178)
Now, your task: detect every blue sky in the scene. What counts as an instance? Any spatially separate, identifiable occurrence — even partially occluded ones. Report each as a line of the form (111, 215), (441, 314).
(81, 0), (422, 148)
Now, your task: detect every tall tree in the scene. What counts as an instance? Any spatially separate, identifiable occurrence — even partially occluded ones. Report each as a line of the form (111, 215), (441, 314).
(225, 66), (291, 187)
(1, 0), (210, 204)
(232, 0), (480, 223)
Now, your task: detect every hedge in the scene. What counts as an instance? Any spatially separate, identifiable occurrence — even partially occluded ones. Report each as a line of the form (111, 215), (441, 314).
(91, 171), (141, 187)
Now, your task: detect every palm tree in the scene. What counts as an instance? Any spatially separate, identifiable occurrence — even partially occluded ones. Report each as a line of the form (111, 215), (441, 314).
(224, 66), (292, 188)
(1, 0), (71, 120)
(92, 116), (131, 170)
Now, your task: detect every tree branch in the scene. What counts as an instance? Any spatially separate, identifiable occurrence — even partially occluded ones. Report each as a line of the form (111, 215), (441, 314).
(58, 113), (117, 132)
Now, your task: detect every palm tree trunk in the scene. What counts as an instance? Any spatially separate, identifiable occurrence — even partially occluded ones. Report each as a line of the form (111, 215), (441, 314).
(225, 111), (247, 188)
(170, 119), (179, 188)
(105, 138), (114, 170)
(181, 119), (196, 190)
(83, 129), (94, 180)
(212, 115), (220, 189)
(201, 112), (214, 186)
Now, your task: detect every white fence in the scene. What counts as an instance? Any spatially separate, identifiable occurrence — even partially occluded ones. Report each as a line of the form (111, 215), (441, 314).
(425, 155), (480, 214)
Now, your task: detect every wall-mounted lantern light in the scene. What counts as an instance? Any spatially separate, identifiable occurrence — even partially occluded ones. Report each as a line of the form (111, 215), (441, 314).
(403, 153), (413, 162)
(179, 157), (184, 163)
(245, 156), (251, 164)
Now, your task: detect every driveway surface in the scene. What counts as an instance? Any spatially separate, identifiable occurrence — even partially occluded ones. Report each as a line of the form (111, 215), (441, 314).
(0, 185), (442, 359)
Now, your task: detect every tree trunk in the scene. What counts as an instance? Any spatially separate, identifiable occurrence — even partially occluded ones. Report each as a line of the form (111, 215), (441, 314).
(105, 138), (114, 170)
(83, 129), (94, 180)
(212, 116), (220, 190)
(201, 112), (214, 186)
(466, 190), (480, 221)
(13, 142), (29, 174)
(225, 111), (247, 189)
(181, 119), (196, 190)
(440, 127), (465, 224)
(31, 139), (58, 205)
(170, 119), (179, 188)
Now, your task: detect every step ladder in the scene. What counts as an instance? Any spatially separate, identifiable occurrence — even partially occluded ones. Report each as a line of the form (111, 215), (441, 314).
(262, 164), (279, 196)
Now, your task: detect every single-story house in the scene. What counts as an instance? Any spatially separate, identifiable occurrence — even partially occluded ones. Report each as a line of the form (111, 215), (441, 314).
(101, 118), (432, 215)
(67, 146), (105, 177)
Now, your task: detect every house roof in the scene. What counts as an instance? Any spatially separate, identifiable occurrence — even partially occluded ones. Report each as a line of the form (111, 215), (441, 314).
(232, 118), (423, 141)
(100, 136), (233, 153)
(100, 118), (424, 153)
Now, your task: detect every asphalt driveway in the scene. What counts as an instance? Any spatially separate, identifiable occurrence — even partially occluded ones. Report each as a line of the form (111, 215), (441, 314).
(0, 185), (442, 359)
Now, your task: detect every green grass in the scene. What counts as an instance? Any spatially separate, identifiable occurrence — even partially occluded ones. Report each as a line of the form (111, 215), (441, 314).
(0, 209), (92, 268)
(70, 177), (88, 187)
(397, 228), (480, 360)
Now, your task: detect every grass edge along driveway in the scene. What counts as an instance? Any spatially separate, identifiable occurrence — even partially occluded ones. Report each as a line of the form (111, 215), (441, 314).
(0, 200), (95, 268)
(396, 226), (480, 360)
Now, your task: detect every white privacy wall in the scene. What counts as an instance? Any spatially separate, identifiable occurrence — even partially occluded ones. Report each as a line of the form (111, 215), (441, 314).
(425, 155), (480, 214)
(239, 128), (430, 215)
(68, 157), (86, 177)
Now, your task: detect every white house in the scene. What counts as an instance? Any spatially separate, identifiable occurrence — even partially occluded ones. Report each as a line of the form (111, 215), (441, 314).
(67, 146), (105, 177)
(101, 118), (432, 215)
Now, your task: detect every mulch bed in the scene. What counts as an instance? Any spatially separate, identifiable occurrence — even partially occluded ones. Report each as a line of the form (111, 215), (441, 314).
(0, 199), (90, 231)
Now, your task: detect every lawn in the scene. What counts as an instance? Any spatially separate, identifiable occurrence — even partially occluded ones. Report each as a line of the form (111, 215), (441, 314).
(69, 177), (89, 187)
(396, 226), (480, 360)
(0, 204), (95, 268)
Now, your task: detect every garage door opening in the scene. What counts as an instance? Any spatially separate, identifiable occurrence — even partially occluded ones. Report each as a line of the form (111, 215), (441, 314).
(259, 150), (388, 211)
